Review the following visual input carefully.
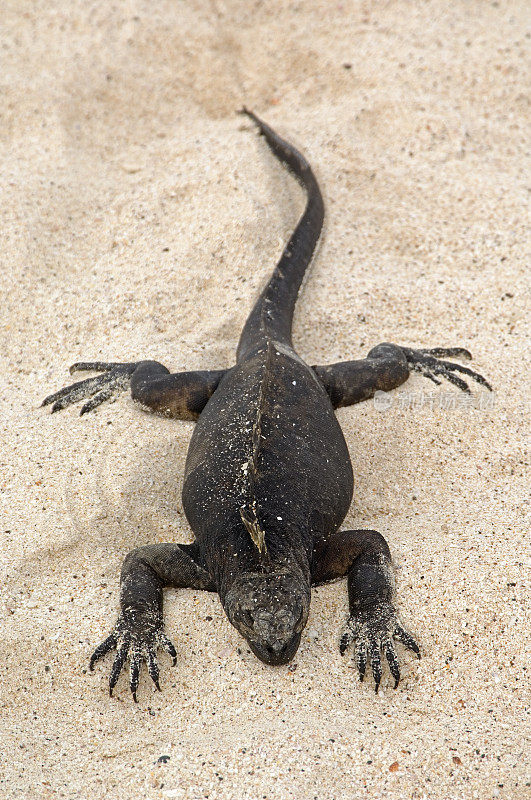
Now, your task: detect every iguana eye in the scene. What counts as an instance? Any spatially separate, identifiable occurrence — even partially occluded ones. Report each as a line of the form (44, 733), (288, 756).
(239, 609), (254, 628)
(244, 610), (255, 627)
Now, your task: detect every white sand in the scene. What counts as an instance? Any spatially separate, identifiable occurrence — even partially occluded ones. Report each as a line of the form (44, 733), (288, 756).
(1, 2), (529, 798)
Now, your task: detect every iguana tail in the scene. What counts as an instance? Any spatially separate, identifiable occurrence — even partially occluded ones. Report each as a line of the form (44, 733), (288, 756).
(236, 108), (324, 362)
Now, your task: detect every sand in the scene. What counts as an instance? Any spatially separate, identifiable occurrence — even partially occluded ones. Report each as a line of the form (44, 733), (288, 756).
(1, 1), (529, 798)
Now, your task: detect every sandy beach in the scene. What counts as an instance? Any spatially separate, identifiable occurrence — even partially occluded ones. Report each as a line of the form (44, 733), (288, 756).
(1, 1), (529, 798)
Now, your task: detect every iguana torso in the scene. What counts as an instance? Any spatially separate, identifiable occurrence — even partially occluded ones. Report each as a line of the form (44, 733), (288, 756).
(183, 339), (353, 591)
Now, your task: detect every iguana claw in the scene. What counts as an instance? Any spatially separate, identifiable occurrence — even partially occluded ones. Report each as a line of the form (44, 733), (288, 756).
(340, 601), (420, 692)
(42, 362), (137, 414)
(401, 347), (492, 393)
(89, 608), (176, 701)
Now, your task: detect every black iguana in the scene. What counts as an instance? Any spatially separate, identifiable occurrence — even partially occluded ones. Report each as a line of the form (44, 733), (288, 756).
(43, 108), (491, 700)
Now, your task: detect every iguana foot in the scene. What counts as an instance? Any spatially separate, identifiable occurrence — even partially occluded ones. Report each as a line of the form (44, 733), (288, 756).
(89, 608), (177, 702)
(42, 361), (227, 419)
(340, 601), (420, 692)
(41, 361), (142, 414)
(401, 347), (492, 393)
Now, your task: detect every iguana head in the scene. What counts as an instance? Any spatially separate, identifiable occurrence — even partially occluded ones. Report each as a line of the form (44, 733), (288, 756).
(224, 570), (310, 665)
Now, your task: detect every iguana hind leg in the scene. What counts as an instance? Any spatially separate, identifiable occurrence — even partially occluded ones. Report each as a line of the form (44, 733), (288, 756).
(42, 360), (227, 419)
(311, 529), (419, 692)
(313, 342), (491, 408)
(90, 542), (216, 701)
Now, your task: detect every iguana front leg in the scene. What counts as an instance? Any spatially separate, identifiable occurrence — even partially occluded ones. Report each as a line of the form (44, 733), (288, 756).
(90, 542), (216, 701)
(313, 343), (491, 408)
(311, 530), (419, 691)
(42, 360), (227, 418)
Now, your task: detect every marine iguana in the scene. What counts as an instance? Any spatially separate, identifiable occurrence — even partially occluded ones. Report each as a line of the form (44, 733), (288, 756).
(43, 108), (491, 700)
